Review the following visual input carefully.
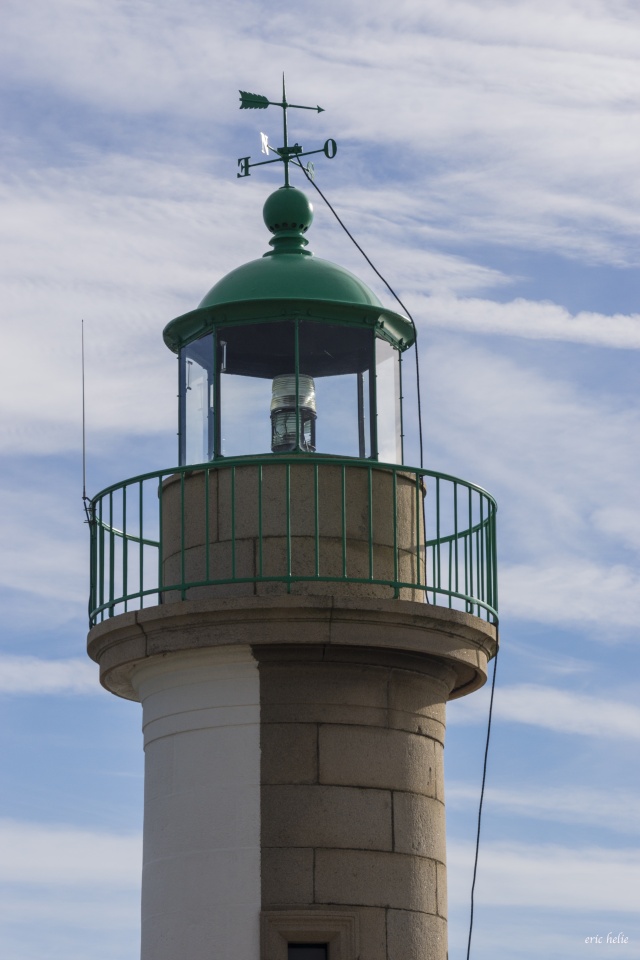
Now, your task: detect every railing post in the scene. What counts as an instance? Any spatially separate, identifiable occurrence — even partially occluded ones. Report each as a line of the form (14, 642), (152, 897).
(285, 463), (291, 590)
(88, 500), (97, 626)
(392, 469), (399, 598)
(367, 466), (374, 581)
(157, 474), (164, 606)
(341, 465), (347, 579)
(313, 463), (320, 578)
(122, 485), (128, 613)
(108, 491), (115, 617)
(180, 472), (186, 601)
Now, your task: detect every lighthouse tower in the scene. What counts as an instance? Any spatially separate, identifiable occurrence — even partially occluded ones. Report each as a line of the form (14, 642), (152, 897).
(87, 90), (498, 960)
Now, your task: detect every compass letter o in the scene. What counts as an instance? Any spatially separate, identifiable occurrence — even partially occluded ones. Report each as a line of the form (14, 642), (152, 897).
(323, 139), (337, 159)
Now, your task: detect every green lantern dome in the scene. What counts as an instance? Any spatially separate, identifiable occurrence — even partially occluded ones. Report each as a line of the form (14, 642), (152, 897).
(163, 186), (414, 352)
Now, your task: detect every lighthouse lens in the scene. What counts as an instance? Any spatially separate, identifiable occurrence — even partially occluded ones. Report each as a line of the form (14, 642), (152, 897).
(271, 374), (317, 452)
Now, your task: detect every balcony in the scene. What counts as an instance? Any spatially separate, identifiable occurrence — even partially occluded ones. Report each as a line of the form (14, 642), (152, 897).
(88, 455), (498, 627)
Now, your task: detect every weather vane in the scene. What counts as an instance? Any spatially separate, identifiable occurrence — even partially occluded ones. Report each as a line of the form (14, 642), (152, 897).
(237, 75), (337, 187)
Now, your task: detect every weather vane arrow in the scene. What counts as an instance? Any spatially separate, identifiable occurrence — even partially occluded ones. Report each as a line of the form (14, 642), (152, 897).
(237, 75), (336, 186)
(239, 91), (324, 114)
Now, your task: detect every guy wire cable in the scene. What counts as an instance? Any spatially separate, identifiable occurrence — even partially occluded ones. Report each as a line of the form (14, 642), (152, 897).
(466, 630), (499, 960)
(81, 318), (92, 524)
(294, 159), (500, 959)
(295, 159), (424, 470)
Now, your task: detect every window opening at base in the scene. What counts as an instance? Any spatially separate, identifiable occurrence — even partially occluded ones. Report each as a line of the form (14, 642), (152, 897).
(288, 945), (328, 960)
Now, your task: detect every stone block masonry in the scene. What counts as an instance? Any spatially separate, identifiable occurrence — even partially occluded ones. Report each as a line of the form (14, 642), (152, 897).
(257, 644), (456, 960)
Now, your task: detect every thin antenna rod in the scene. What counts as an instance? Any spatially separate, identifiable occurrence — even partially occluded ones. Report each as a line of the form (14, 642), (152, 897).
(81, 319), (91, 521)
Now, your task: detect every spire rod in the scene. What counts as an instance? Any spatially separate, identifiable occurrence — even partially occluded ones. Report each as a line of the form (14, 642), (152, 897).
(282, 73), (289, 187)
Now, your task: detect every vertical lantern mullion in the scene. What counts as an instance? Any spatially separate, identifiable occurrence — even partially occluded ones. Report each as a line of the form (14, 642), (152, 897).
(357, 371), (366, 459)
(370, 331), (378, 460)
(208, 332), (215, 461)
(294, 319), (301, 452)
(178, 348), (186, 466)
(398, 349), (405, 464)
(213, 328), (221, 460)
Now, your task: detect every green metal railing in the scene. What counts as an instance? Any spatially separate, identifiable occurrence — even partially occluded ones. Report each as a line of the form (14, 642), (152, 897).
(88, 456), (497, 627)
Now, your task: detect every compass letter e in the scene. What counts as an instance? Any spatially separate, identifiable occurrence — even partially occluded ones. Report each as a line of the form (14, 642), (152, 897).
(237, 156), (251, 178)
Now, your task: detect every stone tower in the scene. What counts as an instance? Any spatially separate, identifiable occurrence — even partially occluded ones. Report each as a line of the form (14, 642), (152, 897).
(87, 182), (498, 960)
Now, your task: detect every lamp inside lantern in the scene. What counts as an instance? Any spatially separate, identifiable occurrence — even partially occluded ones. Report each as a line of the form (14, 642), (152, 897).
(271, 374), (317, 453)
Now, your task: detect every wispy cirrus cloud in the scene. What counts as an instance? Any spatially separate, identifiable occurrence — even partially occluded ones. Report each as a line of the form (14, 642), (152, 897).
(0, 819), (140, 885)
(501, 560), (640, 629)
(0, 657), (98, 695)
(0, 486), (88, 608)
(447, 782), (640, 834)
(448, 838), (640, 911)
(449, 683), (640, 740)
(0, 819), (140, 958)
(1, 0), (639, 268)
(427, 338), (640, 583)
(419, 295), (640, 350)
(0, 887), (139, 960)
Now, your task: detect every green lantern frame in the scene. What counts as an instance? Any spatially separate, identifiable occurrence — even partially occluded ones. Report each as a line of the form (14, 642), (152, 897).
(170, 302), (412, 466)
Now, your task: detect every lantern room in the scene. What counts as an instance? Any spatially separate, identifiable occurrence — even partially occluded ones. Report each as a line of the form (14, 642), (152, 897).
(163, 186), (415, 466)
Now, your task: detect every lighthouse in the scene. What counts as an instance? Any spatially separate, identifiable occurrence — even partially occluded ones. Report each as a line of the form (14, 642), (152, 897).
(87, 86), (498, 960)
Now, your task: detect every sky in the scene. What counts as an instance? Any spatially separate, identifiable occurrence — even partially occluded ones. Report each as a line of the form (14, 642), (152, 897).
(0, 0), (639, 957)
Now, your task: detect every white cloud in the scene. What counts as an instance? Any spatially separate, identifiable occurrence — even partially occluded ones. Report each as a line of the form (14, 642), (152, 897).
(420, 295), (640, 349)
(507, 642), (594, 678)
(0, 887), (138, 927)
(501, 560), (640, 630)
(426, 338), (639, 504)
(592, 505), (640, 552)
(0, 487), (88, 603)
(0, 0), (638, 268)
(403, 0), (640, 57)
(0, 0), (235, 117)
(0, 819), (141, 885)
(0, 888), (139, 960)
(447, 782), (640, 834)
(448, 839), (640, 912)
(408, 338), (640, 651)
(270, 2), (640, 262)
(0, 656), (98, 695)
(426, 338), (640, 585)
(0, 155), (288, 455)
(449, 683), (640, 740)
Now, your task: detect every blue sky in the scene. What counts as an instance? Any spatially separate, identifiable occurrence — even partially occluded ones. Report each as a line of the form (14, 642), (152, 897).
(1, 1), (639, 957)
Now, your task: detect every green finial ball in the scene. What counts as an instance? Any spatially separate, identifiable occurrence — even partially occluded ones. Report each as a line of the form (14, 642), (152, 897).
(263, 186), (314, 235)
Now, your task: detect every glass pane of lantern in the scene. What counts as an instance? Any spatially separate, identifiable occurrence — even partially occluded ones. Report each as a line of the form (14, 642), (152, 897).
(299, 320), (373, 458)
(181, 334), (214, 465)
(218, 321), (295, 457)
(376, 338), (402, 463)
